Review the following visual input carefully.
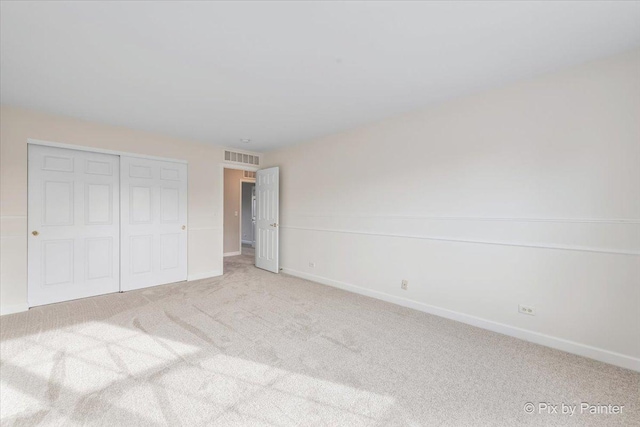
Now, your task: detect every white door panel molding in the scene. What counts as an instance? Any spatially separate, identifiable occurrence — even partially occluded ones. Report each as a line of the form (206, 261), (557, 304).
(120, 156), (188, 291)
(28, 145), (120, 307)
(255, 167), (279, 273)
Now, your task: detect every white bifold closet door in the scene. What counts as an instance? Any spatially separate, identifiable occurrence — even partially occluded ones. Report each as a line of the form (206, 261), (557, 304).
(120, 156), (188, 291)
(28, 145), (120, 307)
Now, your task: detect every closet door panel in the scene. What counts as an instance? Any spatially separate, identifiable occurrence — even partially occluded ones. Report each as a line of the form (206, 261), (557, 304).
(28, 145), (120, 307)
(121, 157), (187, 291)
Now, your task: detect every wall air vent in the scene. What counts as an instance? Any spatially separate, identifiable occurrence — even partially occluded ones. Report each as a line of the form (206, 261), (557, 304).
(224, 150), (260, 166)
(243, 171), (256, 179)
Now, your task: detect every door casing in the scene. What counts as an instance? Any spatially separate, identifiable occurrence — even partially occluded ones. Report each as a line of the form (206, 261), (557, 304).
(220, 163), (260, 270)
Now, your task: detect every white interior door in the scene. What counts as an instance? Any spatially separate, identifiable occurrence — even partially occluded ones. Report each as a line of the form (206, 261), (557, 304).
(28, 145), (120, 307)
(121, 157), (188, 291)
(255, 167), (279, 273)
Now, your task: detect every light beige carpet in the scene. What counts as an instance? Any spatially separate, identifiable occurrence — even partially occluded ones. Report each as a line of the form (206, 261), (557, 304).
(241, 244), (255, 257)
(1, 254), (638, 426)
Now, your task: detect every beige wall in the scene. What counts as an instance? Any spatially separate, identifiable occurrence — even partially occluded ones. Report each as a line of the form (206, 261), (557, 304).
(0, 106), (225, 314)
(223, 168), (244, 254)
(264, 49), (640, 369)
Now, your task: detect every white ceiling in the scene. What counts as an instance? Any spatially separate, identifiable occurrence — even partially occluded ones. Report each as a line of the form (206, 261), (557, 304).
(2, 2), (639, 152)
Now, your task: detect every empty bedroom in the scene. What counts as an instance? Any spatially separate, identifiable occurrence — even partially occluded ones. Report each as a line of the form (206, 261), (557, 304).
(0, 1), (638, 426)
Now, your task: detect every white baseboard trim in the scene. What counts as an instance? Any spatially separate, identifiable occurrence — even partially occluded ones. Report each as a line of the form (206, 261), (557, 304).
(187, 270), (223, 281)
(0, 303), (29, 316)
(282, 267), (640, 372)
(223, 251), (242, 257)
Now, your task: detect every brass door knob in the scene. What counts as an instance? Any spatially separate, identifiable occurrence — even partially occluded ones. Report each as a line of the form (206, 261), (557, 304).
(181, 225), (186, 230)
(32, 231), (39, 236)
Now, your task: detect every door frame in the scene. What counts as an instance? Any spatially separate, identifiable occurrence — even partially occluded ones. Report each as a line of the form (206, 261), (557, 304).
(28, 139), (188, 165)
(27, 138), (189, 302)
(220, 164), (259, 265)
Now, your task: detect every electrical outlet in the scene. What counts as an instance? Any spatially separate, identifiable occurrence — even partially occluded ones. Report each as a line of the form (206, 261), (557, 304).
(518, 304), (535, 316)
(309, 262), (315, 268)
(401, 280), (408, 290)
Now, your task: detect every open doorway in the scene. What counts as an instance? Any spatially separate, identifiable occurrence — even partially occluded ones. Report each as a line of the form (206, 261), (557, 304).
(223, 168), (255, 258)
(223, 164), (280, 274)
(241, 181), (256, 255)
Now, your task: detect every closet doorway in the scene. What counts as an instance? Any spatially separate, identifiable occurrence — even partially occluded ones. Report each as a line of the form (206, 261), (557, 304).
(27, 141), (188, 307)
